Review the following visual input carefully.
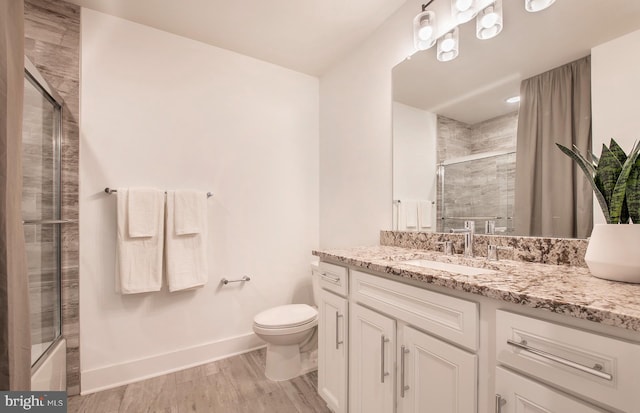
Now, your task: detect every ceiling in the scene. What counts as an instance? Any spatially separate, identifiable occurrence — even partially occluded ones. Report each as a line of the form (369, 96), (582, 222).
(65, 0), (408, 76)
(393, 0), (640, 124)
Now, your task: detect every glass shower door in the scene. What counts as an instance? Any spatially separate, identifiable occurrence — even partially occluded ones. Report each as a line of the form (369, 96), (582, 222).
(22, 69), (63, 366)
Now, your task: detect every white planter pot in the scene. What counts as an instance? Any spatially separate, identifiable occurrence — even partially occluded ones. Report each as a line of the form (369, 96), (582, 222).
(585, 224), (640, 283)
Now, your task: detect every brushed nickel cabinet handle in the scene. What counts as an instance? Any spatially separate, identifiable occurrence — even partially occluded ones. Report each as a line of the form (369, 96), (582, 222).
(380, 335), (390, 383)
(495, 394), (502, 413)
(507, 339), (613, 381)
(400, 345), (410, 398)
(335, 312), (343, 350)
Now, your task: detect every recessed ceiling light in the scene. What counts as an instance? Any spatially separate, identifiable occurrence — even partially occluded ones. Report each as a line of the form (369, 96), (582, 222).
(506, 96), (521, 104)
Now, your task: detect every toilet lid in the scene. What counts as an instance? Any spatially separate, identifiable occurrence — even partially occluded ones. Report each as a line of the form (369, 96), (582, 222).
(254, 304), (317, 329)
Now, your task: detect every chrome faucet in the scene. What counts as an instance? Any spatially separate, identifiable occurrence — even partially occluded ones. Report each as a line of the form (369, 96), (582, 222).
(450, 220), (475, 257)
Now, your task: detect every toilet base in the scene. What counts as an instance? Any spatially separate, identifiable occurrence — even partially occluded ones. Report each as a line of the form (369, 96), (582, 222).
(264, 343), (301, 381)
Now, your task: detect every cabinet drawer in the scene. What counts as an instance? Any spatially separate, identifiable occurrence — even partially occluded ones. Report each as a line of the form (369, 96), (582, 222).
(317, 261), (348, 297)
(351, 270), (478, 351)
(496, 310), (640, 413)
(495, 367), (606, 413)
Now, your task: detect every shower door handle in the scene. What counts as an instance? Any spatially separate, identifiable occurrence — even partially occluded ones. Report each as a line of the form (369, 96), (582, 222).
(22, 219), (77, 225)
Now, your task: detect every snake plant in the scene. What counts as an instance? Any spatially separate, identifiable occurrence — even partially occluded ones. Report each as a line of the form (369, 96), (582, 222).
(556, 139), (640, 224)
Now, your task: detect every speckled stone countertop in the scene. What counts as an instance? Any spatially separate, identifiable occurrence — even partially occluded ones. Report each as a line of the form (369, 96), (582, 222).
(312, 245), (640, 332)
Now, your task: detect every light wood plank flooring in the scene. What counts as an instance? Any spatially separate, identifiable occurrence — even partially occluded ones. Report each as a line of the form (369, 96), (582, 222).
(68, 348), (331, 413)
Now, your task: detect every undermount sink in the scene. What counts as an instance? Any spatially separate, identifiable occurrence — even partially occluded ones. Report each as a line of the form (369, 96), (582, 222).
(399, 259), (497, 276)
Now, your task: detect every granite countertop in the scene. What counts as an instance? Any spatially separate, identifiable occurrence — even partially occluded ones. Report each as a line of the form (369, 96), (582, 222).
(312, 245), (640, 332)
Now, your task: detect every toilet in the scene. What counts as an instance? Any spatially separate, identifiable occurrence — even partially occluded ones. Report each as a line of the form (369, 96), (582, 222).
(252, 266), (320, 381)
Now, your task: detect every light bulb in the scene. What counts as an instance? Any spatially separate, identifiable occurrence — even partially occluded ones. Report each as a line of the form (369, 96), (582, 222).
(525, 0), (556, 12)
(441, 37), (455, 52)
(480, 7), (498, 28)
(455, 0), (473, 11)
(418, 23), (434, 41)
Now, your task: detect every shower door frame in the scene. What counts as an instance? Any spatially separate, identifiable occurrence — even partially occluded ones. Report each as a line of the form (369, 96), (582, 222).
(23, 57), (65, 374)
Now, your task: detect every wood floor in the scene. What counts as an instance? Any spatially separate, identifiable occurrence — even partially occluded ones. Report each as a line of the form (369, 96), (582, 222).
(68, 348), (331, 413)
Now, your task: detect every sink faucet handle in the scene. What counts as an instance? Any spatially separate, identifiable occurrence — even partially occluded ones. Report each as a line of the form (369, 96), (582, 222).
(436, 241), (454, 255)
(487, 244), (514, 261)
(485, 220), (496, 234)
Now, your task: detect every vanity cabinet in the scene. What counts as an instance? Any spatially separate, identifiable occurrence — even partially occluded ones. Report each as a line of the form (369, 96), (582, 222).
(398, 325), (477, 413)
(495, 367), (606, 413)
(495, 310), (640, 412)
(349, 303), (395, 413)
(349, 269), (479, 413)
(317, 262), (349, 413)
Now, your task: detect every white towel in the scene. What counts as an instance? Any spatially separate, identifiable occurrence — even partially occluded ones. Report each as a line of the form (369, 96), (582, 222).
(174, 190), (206, 235)
(418, 201), (432, 230)
(165, 191), (208, 292)
(404, 201), (418, 229)
(128, 187), (162, 237)
(115, 188), (165, 294)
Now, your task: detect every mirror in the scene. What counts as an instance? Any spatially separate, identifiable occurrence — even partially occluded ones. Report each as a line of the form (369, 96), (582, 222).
(392, 0), (640, 238)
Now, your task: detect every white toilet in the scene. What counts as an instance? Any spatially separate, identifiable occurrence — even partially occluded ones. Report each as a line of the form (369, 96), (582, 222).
(252, 267), (320, 381)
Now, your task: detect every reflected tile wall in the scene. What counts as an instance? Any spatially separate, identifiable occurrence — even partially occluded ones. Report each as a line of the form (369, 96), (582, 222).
(437, 112), (518, 233)
(25, 0), (80, 395)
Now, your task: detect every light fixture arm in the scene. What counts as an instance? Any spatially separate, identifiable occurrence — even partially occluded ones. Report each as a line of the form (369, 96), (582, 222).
(422, 0), (436, 12)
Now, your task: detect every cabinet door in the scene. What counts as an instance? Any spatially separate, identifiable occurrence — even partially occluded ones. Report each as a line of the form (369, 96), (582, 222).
(349, 304), (395, 413)
(318, 289), (348, 413)
(398, 325), (477, 413)
(495, 367), (607, 413)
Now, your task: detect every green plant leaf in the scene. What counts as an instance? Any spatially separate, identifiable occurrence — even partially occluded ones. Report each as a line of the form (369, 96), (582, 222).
(609, 139), (628, 165)
(610, 142), (640, 223)
(595, 144), (623, 222)
(556, 143), (611, 223)
(570, 144), (596, 175)
(625, 152), (640, 223)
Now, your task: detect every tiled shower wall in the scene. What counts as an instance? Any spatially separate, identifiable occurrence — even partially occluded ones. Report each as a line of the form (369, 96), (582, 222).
(24, 0), (80, 395)
(436, 112), (518, 233)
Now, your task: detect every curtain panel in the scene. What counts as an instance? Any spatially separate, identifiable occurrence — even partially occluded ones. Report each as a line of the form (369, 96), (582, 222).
(514, 56), (593, 238)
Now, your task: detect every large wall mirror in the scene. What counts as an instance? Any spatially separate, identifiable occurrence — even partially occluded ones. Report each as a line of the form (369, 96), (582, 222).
(392, 0), (640, 238)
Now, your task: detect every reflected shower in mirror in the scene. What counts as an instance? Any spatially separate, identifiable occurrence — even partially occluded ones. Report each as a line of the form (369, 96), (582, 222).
(392, 0), (640, 238)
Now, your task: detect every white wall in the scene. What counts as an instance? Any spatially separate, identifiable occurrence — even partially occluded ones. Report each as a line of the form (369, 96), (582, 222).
(392, 102), (437, 230)
(79, 8), (319, 392)
(592, 28), (640, 225)
(319, 2), (418, 248)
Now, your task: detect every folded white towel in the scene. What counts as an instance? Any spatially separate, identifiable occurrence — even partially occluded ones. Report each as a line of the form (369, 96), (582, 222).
(115, 188), (165, 294)
(404, 201), (418, 229)
(418, 201), (432, 229)
(128, 187), (163, 237)
(165, 191), (208, 292)
(174, 190), (206, 235)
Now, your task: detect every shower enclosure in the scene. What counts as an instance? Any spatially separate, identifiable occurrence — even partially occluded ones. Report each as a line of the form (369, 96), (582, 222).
(438, 151), (515, 234)
(22, 58), (66, 388)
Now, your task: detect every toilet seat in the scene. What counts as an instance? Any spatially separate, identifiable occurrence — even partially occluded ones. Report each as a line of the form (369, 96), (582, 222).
(254, 304), (318, 329)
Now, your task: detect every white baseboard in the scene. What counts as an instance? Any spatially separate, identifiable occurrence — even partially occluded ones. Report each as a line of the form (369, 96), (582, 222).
(81, 332), (265, 394)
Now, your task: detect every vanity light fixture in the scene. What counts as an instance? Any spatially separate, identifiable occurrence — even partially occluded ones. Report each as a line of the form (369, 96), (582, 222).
(476, 0), (503, 40)
(452, 0), (478, 24)
(506, 96), (521, 104)
(413, 2), (437, 51)
(525, 0), (556, 12)
(437, 27), (460, 62)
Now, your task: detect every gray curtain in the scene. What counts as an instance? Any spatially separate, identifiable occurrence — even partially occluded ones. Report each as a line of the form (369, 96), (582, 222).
(514, 56), (593, 238)
(0, 0), (31, 390)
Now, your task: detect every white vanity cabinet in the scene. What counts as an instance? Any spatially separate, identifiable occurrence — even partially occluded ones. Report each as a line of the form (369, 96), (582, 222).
(398, 325), (477, 413)
(349, 303), (395, 413)
(495, 310), (640, 413)
(349, 269), (479, 413)
(495, 367), (607, 413)
(317, 262), (349, 413)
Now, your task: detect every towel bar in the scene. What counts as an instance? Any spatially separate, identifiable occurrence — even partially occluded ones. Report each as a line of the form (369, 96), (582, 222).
(221, 276), (251, 285)
(104, 187), (213, 198)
